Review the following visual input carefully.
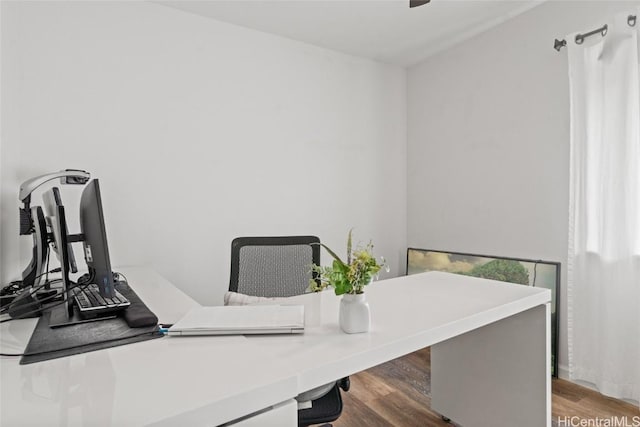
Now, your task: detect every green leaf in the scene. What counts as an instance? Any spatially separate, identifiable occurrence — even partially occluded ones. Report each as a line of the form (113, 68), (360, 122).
(333, 259), (348, 273)
(334, 278), (349, 295)
(311, 242), (347, 266)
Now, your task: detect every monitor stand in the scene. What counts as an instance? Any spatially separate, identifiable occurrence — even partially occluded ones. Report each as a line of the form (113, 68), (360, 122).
(49, 301), (117, 329)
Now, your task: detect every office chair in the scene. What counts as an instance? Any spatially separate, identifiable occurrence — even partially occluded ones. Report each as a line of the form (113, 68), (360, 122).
(229, 236), (350, 427)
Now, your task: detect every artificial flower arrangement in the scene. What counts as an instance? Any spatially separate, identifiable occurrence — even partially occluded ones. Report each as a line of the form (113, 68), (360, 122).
(310, 230), (387, 295)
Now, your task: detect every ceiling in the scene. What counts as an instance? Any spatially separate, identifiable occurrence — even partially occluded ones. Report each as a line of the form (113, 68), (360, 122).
(156, 0), (545, 66)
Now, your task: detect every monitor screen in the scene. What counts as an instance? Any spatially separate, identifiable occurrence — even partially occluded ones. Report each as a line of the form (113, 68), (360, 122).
(43, 187), (78, 274)
(42, 192), (75, 319)
(79, 179), (115, 299)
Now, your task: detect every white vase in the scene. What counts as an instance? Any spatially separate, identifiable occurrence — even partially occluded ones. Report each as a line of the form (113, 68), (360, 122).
(339, 293), (370, 334)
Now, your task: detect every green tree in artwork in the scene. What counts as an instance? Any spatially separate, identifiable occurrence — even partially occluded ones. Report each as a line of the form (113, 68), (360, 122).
(466, 259), (529, 285)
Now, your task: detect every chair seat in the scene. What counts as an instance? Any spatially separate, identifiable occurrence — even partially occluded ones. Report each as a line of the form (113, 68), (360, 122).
(298, 383), (343, 427)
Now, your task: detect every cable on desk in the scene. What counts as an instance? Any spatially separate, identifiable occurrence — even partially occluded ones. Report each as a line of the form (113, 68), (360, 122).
(2, 276), (62, 302)
(0, 282), (92, 324)
(0, 267), (62, 293)
(0, 278), (64, 315)
(114, 271), (128, 284)
(3, 269), (124, 308)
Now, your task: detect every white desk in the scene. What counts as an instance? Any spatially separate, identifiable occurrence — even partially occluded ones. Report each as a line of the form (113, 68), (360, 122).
(1, 267), (551, 426)
(249, 271), (551, 427)
(0, 268), (298, 426)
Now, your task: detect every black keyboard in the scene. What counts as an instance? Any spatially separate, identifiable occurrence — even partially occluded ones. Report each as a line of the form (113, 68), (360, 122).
(72, 284), (131, 319)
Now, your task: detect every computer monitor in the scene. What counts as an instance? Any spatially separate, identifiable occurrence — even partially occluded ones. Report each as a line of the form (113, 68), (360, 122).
(79, 179), (115, 299)
(42, 193), (75, 323)
(43, 187), (78, 274)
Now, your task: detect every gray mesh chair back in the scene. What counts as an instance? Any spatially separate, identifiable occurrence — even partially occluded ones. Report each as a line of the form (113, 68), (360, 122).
(229, 236), (320, 298)
(228, 235), (348, 426)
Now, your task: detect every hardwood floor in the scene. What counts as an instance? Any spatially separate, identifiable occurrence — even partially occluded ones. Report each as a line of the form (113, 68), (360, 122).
(332, 347), (639, 427)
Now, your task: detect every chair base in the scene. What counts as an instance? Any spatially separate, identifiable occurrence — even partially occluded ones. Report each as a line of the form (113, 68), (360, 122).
(298, 383), (343, 427)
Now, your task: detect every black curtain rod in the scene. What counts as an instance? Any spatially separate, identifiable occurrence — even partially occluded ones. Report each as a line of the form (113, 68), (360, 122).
(554, 14), (637, 52)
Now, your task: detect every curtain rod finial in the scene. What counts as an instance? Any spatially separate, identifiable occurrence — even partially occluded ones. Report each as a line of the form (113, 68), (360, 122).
(554, 39), (567, 52)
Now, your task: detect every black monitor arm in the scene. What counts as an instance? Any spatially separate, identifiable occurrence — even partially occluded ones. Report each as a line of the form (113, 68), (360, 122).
(18, 169), (90, 289)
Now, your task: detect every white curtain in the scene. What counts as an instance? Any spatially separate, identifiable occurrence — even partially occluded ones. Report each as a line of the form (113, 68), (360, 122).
(567, 9), (640, 405)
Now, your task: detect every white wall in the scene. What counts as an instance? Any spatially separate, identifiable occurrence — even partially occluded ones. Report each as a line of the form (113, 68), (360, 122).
(407, 0), (640, 378)
(0, 1), (4, 274)
(0, 1), (407, 306)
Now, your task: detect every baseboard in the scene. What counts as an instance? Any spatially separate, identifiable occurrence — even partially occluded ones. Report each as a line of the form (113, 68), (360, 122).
(558, 364), (570, 381)
(558, 365), (602, 392)
(556, 364), (639, 406)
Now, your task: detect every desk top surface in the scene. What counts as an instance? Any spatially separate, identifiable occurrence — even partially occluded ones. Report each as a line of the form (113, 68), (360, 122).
(1, 267), (550, 427)
(250, 270), (551, 391)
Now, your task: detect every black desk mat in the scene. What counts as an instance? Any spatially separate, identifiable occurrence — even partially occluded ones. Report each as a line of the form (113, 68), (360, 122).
(20, 285), (162, 365)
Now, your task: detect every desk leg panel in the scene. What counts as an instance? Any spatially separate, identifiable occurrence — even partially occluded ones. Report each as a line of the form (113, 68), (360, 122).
(431, 304), (551, 427)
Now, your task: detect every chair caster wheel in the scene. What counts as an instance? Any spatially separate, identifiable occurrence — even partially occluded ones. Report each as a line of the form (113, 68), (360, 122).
(442, 415), (451, 423)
